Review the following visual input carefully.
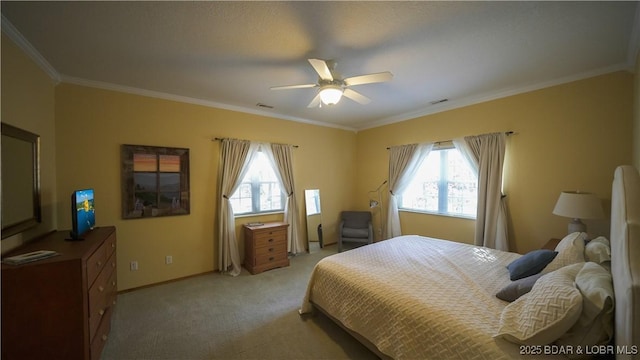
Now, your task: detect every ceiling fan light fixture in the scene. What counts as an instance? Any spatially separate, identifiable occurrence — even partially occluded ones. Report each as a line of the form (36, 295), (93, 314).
(319, 86), (343, 105)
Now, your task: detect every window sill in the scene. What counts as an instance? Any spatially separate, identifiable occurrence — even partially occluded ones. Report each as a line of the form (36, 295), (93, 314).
(399, 208), (476, 221)
(234, 211), (284, 218)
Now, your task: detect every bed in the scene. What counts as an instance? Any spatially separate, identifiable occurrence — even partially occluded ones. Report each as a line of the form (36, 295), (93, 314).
(300, 165), (639, 359)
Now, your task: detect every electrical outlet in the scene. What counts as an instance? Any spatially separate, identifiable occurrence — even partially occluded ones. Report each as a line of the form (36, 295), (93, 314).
(165, 255), (172, 265)
(130, 261), (138, 271)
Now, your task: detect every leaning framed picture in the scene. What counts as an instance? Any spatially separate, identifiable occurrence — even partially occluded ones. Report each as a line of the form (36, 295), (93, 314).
(121, 144), (190, 219)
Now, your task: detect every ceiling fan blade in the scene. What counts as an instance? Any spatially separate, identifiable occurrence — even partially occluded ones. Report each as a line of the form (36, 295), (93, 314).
(344, 71), (393, 86)
(270, 84), (317, 90)
(307, 93), (322, 108)
(308, 59), (334, 81)
(343, 88), (371, 105)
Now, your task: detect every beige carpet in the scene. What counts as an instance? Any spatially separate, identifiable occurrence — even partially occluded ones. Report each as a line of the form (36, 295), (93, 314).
(101, 244), (377, 360)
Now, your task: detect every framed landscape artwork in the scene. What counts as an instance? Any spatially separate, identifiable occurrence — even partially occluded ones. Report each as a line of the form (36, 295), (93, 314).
(121, 144), (190, 219)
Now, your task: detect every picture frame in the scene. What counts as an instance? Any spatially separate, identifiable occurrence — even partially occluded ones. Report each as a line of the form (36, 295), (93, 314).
(121, 144), (190, 219)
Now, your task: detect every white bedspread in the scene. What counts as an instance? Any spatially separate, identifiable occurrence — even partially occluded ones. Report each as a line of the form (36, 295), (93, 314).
(301, 235), (532, 359)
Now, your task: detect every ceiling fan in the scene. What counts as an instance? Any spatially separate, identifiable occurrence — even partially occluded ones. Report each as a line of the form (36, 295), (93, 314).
(270, 59), (393, 108)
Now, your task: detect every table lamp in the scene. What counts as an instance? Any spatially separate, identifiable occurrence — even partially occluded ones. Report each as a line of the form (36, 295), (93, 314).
(552, 191), (605, 234)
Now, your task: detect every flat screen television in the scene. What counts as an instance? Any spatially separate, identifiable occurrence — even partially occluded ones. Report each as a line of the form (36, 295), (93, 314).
(69, 188), (95, 240)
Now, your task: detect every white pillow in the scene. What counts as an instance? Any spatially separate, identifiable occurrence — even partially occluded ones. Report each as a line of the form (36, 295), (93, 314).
(542, 232), (586, 273)
(495, 263), (584, 345)
(556, 262), (614, 348)
(584, 236), (611, 264)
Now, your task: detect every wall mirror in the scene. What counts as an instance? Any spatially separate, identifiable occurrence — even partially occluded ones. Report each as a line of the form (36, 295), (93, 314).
(304, 189), (322, 253)
(1, 123), (41, 239)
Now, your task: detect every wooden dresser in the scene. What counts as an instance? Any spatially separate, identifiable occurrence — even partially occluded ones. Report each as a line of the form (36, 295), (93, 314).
(1, 226), (117, 360)
(243, 222), (289, 274)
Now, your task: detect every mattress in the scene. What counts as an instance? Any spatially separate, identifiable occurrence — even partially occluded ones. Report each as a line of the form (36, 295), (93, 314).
(301, 235), (534, 359)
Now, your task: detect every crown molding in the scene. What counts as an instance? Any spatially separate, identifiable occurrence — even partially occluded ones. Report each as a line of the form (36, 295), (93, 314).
(358, 63), (631, 132)
(1, 14), (61, 84)
(61, 75), (358, 132)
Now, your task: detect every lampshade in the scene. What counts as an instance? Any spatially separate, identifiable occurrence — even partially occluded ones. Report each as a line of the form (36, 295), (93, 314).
(552, 191), (604, 234)
(319, 86), (343, 105)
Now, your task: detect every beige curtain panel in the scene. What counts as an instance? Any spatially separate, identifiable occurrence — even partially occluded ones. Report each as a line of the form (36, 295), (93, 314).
(218, 139), (258, 276)
(454, 132), (508, 251)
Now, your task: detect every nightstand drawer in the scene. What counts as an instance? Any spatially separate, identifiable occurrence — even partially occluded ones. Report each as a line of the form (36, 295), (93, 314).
(255, 241), (287, 256)
(254, 233), (286, 248)
(255, 251), (288, 266)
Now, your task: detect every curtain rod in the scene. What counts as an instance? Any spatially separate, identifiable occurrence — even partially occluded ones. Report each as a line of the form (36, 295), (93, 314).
(212, 137), (299, 148)
(386, 131), (515, 150)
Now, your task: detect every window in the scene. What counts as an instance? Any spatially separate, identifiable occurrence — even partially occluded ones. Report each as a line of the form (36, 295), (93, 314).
(229, 152), (285, 215)
(399, 147), (477, 218)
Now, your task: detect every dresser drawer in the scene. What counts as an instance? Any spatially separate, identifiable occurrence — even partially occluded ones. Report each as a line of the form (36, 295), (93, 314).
(90, 306), (112, 360)
(88, 252), (116, 340)
(86, 232), (116, 286)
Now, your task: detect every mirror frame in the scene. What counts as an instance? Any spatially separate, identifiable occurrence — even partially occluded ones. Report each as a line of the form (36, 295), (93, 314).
(1, 123), (42, 239)
(304, 189), (322, 252)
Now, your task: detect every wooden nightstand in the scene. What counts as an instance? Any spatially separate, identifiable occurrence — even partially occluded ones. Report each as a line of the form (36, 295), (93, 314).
(243, 222), (289, 274)
(542, 238), (561, 250)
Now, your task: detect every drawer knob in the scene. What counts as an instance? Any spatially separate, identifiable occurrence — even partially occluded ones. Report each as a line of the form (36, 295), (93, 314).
(97, 261), (102, 267)
(269, 257), (274, 261)
(102, 334), (108, 342)
(112, 281), (117, 286)
(99, 309), (105, 316)
(268, 238), (274, 242)
(99, 286), (104, 292)
(111, 243), (115, 248)
(268, 248), (274, 252)
(112, 262), (116, 268)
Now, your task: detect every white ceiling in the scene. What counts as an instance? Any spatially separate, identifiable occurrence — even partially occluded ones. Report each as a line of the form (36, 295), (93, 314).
(2, 1), (639, 131)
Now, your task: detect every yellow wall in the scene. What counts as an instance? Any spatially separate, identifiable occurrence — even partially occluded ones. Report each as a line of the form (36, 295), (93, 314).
(356, 72), (634, 253)
(1, 33), (57, 253)
(54, 83), (356, 290)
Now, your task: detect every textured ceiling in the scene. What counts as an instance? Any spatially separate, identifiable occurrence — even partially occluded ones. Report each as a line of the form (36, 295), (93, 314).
(2, 1), (638, 131)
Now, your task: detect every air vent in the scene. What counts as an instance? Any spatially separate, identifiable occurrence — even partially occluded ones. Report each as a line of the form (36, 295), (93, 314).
(430, 99), (449, 105)
(256, 103), (274, 109)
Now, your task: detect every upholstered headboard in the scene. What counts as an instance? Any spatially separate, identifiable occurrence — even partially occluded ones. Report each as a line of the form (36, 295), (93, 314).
(611, 165), (640, 358)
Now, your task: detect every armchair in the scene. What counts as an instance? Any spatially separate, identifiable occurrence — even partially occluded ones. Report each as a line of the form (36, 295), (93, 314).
(338, 211), (373, 252)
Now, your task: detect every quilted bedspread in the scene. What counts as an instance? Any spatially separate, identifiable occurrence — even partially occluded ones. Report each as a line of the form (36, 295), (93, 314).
(300, 235), (530, 359)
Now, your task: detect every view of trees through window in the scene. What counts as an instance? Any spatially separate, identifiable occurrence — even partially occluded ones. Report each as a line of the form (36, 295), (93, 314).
(229, 152), (284, 215)
(400, 148), (477, 218)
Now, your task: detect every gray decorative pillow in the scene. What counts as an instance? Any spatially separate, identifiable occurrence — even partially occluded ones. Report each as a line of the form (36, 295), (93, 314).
(506, 249), (558, 281)
(496, 273), (544, 302)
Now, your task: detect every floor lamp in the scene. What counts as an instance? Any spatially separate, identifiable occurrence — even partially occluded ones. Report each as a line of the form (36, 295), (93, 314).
(368, 180), (387, 239)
